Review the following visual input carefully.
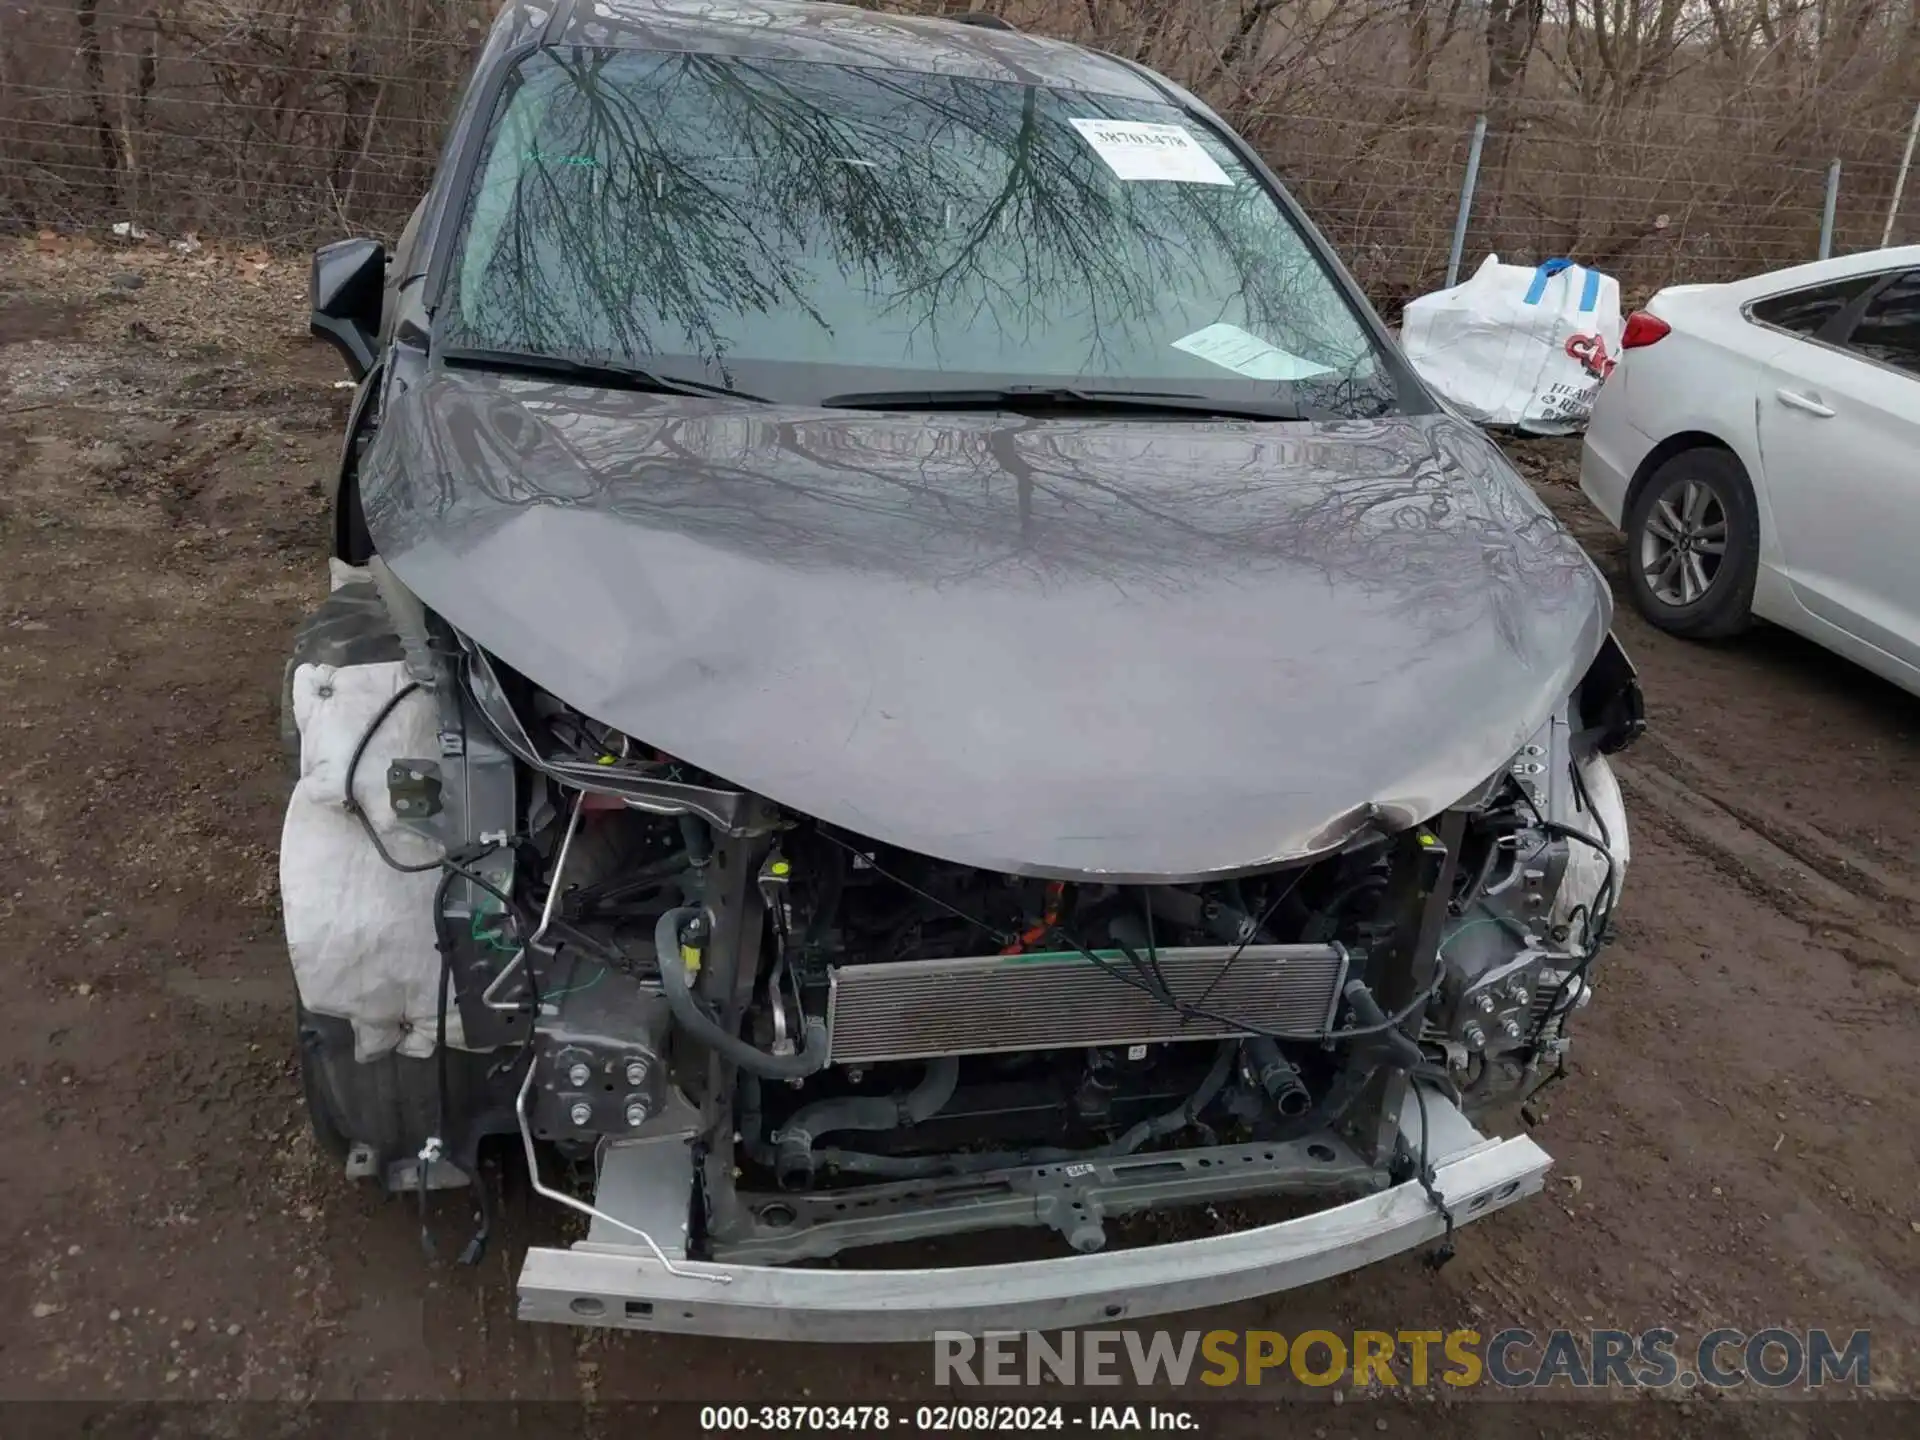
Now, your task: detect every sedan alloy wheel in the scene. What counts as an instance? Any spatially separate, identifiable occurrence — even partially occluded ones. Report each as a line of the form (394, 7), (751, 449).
(1638, 475), (1728, 606)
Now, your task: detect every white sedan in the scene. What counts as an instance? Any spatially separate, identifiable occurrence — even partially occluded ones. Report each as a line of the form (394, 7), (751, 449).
(1580, 245), (1920, 696)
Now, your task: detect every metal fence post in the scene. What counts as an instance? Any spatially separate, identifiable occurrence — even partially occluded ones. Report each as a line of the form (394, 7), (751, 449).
(1819, 160), (1841, 259)
(1883, 101), (1920, 249)
(1446, 114), (1487, 289)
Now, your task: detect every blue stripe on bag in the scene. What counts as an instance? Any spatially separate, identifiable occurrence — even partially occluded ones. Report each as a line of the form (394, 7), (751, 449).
(1523, 257), (1575, 304)
(1578, 269), (1600, 312)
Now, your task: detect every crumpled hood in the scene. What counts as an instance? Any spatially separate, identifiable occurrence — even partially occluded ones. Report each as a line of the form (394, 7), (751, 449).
(363, 370), (1610, 880)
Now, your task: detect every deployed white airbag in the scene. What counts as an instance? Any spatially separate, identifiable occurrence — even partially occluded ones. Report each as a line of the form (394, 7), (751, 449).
(281, 659), (467, 1060)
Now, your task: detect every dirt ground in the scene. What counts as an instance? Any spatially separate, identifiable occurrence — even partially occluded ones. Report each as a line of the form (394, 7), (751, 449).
(2, 239), (1916, 1437)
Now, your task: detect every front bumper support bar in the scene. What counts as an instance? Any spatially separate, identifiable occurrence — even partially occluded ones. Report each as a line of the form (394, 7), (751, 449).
(516, 1091), (1549, 1341)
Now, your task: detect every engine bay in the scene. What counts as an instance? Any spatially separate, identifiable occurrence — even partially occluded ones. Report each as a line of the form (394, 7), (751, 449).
(282, 579), (1630, 1273)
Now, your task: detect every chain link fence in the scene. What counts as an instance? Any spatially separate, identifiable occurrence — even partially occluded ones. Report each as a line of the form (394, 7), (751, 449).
(4, 1), (1919, 304)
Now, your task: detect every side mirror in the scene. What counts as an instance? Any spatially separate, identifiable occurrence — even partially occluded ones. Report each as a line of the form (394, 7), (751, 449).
(310, 238), (387, 380)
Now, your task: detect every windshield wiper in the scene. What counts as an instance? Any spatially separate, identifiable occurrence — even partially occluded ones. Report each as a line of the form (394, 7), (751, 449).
(818, 385), (1312, 422)
(437, 346), (765, 402)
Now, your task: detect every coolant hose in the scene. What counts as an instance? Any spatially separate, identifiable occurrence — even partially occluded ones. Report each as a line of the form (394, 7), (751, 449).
(1265, 979), (1420, 1142)
(1106, 1040), (1236, 1158)
(736, 1041), (1234, 1185)
(1342, 978), (1425, 1071)
(744, 1044), (1234, 1182)
(1243, 1035), (1312, 1118)
(739, 1070), (1012, 1180)
(654, 907), (828, 1080)
(772, 1056), (960, 1189)
(677, 815), (713, 869)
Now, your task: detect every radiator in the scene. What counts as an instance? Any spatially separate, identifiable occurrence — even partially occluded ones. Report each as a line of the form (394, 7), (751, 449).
(825, 944), (1350, 1064)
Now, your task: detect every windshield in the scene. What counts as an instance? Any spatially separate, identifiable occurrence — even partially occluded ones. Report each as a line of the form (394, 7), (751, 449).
(441, 50), (1402, 416)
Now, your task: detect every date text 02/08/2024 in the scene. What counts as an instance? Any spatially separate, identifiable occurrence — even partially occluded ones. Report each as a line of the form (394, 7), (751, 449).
(698, 1405), (1196, 1432)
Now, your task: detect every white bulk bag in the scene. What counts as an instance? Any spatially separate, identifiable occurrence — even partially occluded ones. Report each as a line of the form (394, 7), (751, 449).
(1401, 255), (1624, 434)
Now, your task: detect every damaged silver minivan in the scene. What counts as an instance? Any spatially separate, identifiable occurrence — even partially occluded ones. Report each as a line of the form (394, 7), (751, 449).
(285, 0), (1643, 1338)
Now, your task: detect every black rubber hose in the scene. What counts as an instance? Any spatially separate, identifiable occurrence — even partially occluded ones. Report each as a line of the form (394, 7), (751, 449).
(1242, 1035), (1312, 1118)
(738, 1041), (1238, 1182)
(677, 815), (712, 868)
(566, 848), (692, 912)
(1263, 980), (1420, 1143)
(654, 907), (828, 1080)
(1105, 1040), (1236, 1157)
(1270, 1060), (1380, 1143)
(772, 1057), (960, 1189)
(1343, 978), (1425, 1071)
(797, 1044), (1236, 1179)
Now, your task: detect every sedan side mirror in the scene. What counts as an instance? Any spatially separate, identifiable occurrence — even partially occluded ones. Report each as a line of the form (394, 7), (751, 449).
(310, 238), (387, 380)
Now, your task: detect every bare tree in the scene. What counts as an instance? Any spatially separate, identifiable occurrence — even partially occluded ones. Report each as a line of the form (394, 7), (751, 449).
(5, 0), (1920, 290)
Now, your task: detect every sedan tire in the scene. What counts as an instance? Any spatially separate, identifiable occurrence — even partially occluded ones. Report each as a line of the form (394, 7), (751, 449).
(1623, 447), (1759, 640)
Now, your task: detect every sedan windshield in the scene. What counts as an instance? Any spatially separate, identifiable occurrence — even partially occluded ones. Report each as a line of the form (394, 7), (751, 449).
(442, 50), (1400, 416)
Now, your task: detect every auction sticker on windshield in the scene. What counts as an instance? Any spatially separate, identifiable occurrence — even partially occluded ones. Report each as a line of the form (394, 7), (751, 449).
(1068, 119), (1233, 185)
(1172, 322), (1334, 381)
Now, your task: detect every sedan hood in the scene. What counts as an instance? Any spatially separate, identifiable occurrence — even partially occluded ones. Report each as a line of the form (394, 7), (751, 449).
(363, 370), (1609, 880)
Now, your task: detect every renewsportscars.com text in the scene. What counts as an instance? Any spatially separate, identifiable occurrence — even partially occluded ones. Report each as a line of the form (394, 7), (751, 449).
(934, 1327), (1871, 1390)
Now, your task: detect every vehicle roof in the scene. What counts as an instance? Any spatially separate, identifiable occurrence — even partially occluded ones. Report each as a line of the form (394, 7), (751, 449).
(510, 0), (1167, 99)
(1681, 244), (1920, 304)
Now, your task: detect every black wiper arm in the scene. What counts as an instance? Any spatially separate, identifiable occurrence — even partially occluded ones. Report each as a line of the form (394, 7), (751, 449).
(818, 385), (1309, 422)
(437, 346), (765, 402)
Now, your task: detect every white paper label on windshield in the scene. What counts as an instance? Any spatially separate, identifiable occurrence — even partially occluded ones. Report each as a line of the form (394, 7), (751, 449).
(1171, 323), (1335, 381)
(1068, 119), (1232, 185)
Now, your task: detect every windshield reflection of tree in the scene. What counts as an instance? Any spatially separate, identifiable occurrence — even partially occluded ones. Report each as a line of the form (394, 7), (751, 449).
(405, 52), (1592, 651)
(455, 50), (1379, 398)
